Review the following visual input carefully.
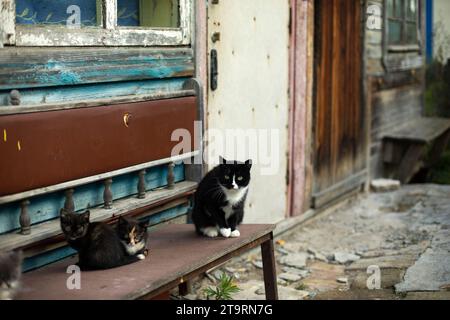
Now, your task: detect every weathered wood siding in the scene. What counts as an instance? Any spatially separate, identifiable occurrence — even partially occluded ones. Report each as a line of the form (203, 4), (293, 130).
(365, 0), (426, 178)
(313, 0), (366, 208)
(0, 47), (193, 91)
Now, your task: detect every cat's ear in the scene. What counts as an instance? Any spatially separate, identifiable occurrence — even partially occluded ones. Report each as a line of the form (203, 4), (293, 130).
(219, 156), (227, 165)
(118, 216), (127, 225)
(81, 210), (90, 223)
(245, 159), (252, 170)
(139, 221), (149, 230)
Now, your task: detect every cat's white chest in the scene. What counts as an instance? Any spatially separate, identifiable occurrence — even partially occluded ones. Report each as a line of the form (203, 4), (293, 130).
(122, 240), (145, 255)
(221, 186), (248, 219)
(222, 203), (234, 220)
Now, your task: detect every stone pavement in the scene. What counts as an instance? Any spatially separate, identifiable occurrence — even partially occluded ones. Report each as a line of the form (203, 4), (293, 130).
(177, 184), (450, 300)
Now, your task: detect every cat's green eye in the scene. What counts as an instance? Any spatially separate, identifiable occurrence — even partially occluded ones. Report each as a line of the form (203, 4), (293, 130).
(224, 175), (230, 180)
(237, 176), (243, 181)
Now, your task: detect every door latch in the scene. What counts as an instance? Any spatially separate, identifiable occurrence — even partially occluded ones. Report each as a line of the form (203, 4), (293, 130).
(210, 49), (218, 91)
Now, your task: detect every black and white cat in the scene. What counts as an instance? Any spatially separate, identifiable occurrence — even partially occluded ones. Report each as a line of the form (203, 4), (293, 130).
(192, 157), (252, 238)
(60, 209), (144, 270)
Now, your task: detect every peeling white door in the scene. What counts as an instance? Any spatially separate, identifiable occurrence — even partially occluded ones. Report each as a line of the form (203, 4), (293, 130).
(206, 0), (290, 223)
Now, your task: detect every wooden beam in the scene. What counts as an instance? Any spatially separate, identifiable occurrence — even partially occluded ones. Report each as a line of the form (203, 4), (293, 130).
(312, 170), (367, 209)
(0, 0), (15, 46)
(0, 89), (195, 116)
(103, 0), (117, 30)
(0, 47), (194, 90)
(289, 0), (314, 216)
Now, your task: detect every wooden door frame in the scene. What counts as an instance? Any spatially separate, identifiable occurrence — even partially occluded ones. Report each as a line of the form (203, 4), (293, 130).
(194, 0), (208, 117)
(287, 0), (315, 217)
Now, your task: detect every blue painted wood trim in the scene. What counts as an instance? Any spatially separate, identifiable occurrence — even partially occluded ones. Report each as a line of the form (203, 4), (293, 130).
(0, 48), (194, 90)
(0, 78), (189, 106)
(0, 164), (184, 234)
(426, 0), (433, 63)
(22, 202), (190, 272)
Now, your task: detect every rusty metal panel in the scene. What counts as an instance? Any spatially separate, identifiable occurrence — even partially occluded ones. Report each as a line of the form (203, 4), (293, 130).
(0, 96), (197, 196)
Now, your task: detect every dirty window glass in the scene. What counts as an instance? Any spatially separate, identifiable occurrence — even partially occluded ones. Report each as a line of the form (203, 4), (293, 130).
(117, 0), (180, 27)
(406, 0), (417, 20)
(388, 21), (402, 44)
(16, 0), (100, 27)
(386, 0), (419, 45)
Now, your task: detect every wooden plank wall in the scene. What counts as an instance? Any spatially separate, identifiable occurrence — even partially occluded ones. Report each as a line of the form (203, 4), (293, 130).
(313, 0), (366, 204)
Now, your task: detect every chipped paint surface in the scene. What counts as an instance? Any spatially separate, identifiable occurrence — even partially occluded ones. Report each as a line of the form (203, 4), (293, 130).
(0, 78), (189, 106)
(3, 129), (6, 142)
(0, 47), (194, 90)
(17, 140), (21, 151)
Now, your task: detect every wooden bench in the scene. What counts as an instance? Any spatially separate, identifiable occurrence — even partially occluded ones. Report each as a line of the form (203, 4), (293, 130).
(17, 224), (278, 300)
(382, 117), (450, 183)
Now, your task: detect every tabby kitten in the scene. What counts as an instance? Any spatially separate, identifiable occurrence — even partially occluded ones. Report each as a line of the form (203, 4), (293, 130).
(117, 216), (149, 260)
(0, 250), (22, 300)
(60, 209), (141, 270)
(192, 157), (252, 238)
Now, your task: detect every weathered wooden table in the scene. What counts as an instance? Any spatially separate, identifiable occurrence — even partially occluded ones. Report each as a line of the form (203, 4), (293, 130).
(17, 224), (278, 300)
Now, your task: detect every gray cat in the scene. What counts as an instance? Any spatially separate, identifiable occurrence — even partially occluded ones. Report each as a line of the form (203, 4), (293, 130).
(0, 250), (23, 300)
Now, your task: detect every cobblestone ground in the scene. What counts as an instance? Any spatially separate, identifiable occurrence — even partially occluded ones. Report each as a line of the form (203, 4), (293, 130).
(176, 184), (450, 300)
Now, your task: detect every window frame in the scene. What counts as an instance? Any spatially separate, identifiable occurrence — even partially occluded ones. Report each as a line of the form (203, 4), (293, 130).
(1, 0), (192, 47)
(384, 0), (421, 52)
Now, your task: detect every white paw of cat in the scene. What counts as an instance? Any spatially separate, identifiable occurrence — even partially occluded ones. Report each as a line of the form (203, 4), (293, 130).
(230, 230), (240, 238)
(202, 227), (219, 238)
(137, 254), (146, 260)
(219, 228), (232, 238)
